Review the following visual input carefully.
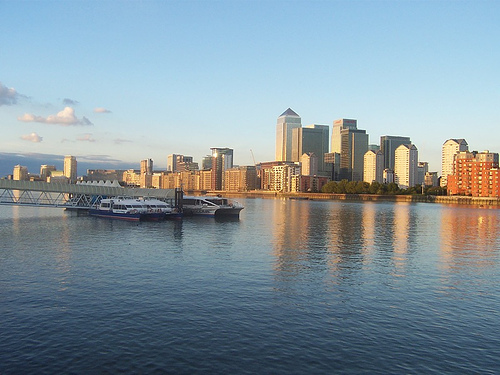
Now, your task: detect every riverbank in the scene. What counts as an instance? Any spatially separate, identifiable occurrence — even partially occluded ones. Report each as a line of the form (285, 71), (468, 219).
(200, 190), (500, 207)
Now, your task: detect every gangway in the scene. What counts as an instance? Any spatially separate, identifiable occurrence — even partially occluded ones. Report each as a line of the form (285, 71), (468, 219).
(0, 179), (181, 210)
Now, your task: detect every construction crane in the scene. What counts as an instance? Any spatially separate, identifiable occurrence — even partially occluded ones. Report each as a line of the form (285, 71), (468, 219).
(250, 149), (257, 166)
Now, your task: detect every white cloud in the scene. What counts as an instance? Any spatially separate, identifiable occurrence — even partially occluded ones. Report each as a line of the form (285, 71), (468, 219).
(94, 107), (111, 113)
(77, 133), (96, 142)
(21, 132), (43, 143)
(0, 82), (22, 106)
(18, 107), (93, 126)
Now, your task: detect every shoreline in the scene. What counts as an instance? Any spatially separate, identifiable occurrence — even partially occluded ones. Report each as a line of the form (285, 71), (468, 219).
(194, 190), (500, 207)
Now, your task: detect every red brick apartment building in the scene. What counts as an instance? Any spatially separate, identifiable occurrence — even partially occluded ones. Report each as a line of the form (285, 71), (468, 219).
(447, 151), (500, 197)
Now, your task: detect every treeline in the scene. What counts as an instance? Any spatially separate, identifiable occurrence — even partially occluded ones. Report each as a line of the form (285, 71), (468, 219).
(320, 180), (447, 195)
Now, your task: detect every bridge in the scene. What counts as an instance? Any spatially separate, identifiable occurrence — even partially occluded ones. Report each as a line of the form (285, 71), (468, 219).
(0, 179), (181, 210)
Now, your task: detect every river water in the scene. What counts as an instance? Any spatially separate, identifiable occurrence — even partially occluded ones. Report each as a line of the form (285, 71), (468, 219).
(0, 198), (499, 374)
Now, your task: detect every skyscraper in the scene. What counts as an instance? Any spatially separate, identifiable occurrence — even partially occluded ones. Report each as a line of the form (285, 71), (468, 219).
(63, 155), (77, 183)
(339, 127), (368, 181)
(276, 108), (301, 162)
(380, 135), (411, 171)
(331, 119), (357, 154)
(211, 147), (234, 190)
(300, 152), (319, 176)
(13, 165), (29, 181)
(140, 158), (153, 188)
(363, 150), (384, 183)
(291, 124), (329, 176)
(394, 144), (418, 189)
(441, 138), (468, 187)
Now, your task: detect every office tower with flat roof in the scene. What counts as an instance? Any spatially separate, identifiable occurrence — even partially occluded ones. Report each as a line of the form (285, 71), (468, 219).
(380, 135), (411, 171)
(331, 119), (357, 154)
(140, 158), (153, 188)
(276, 108), (301, 162)
(168, 154), (196, 173)
(324, 152), (341, 181)
(202, 155), (213, 170)
(447, 150), (499, 197)
(300, 152), (319, 176)
(441, 138), (468, 187)
(339, 127), (368, 181)
(211, 147), (234, 190)
(364, 150), (384, 184)
(394, 144), (418, 189)
(417, 162), (429, 186)
(291, 124), (329, 176)
(167, 154), (180, 172)
(63, 155), (77, 183)
(40, 165), (56, 181)
(13, 165), (29, 181)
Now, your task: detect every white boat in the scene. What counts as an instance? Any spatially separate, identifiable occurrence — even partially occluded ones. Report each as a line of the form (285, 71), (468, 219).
(181, 196), (244, 218)
(89, 197), (181, 221)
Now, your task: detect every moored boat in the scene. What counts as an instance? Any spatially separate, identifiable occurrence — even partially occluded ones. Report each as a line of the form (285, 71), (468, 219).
(181, 196), (244, 218)
(89, 197), (181, 221)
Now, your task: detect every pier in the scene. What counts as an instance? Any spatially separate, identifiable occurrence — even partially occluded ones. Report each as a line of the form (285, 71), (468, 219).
(0, 179), (180, 210)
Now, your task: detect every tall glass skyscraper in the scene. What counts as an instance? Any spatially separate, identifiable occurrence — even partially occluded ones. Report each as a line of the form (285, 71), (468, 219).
(380, 135), (411, 171)
(276, 108), (301, 162)
(63, 155), (77, 183)
(331, 119), (358, 154)
(210, 147), (233, 190)
(291, 124), (330, 176)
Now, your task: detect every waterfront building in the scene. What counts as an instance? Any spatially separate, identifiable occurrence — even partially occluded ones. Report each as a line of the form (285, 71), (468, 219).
(324, 152), (341, 181)
(300, 175), (329, 193)
(380, 135), (411, 171)
(211, 147), (233, 190)
(331, 119), (357, 154)
(260, 161), (300, 192)
(13, 165), (29, 181)
(363, 150), (384, 184)
(441, 138), (468, 187)
(300, 152), (318, 176)
(276, 108), (302, 162)
(47, 170), (68, 183)
(291, 124), (329, 176)
(122, 169), (140, 187)
(40, 165), (56, 181)
(224, 166), (257, 192)
(339, 127), (368, 181)
(198, 169), (213, 190)
(394, 144), (418, 189)
(417, 162), (429, 186)
(447, 150), (500, 197)
(64, 155), (77, 183)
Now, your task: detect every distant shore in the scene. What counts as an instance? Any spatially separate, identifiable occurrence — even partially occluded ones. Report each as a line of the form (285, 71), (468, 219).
(197, 190), (500, 207)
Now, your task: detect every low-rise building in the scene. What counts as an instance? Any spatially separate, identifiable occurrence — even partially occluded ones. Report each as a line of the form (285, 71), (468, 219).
(447, 150), (500, 197)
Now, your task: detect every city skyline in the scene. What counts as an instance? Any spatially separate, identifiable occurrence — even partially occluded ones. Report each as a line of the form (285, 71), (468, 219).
(1, 1), (499, 174)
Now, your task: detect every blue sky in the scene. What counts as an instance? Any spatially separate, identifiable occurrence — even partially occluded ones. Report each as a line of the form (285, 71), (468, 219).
(1, 0), (499, 176)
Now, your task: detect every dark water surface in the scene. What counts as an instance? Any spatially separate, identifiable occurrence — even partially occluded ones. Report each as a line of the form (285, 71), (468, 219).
(1, 199), (499, 374)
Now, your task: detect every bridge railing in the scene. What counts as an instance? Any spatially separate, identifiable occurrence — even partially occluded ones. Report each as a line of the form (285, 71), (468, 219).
(0, 179), (176, 199)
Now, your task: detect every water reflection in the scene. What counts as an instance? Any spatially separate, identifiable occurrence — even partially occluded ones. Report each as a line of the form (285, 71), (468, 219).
(270, 200), (499, 287)
(439, 206), (500, 272)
